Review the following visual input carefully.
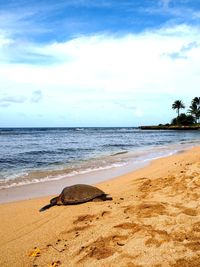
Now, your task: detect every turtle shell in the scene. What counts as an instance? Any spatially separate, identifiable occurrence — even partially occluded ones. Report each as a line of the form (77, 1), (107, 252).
(60, 184), (105, 204)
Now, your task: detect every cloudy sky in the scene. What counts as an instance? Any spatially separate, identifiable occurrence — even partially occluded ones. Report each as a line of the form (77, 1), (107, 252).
(0, 0), (200, 127)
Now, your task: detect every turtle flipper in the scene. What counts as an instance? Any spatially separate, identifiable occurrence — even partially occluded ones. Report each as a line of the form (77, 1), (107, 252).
(39, 196), (60, 212)
(39, 203), (53, 212)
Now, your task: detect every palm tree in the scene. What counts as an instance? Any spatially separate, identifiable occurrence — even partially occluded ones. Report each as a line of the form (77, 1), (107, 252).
(188, 97), (200, 123)
(192, 97), (200, 106)
(172, 100), (185, 118)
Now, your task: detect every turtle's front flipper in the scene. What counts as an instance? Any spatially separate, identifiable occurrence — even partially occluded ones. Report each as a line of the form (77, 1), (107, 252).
(39, 203), (52, 212)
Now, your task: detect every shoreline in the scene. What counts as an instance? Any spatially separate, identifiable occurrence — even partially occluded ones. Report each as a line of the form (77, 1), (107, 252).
(0, 160), (148, 204)
(0, 143), (193, 203)
(1, 127), (200, 196)
(1, 145), (200, 266)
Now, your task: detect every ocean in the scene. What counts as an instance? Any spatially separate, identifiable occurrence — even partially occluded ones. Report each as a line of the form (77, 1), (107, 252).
(0, 127), (200, 189)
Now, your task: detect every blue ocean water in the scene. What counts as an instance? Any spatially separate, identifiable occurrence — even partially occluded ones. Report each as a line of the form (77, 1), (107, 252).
(0, 127), (200, 188)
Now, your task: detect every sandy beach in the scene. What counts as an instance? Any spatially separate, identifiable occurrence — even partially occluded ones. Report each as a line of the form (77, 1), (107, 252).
(1, 146), (200, 267)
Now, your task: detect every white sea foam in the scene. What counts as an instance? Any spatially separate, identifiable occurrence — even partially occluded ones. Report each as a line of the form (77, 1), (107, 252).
(0, 161), (128, 189)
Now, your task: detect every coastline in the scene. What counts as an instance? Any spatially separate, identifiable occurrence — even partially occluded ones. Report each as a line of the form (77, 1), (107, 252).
(0, 160), (148, 204)
(2, 127), (200, 193)
(1, 145), (200, 266)
(0, 142), (197, 204)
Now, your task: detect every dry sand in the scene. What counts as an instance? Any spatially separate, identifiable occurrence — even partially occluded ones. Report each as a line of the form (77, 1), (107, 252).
(0, 146), (200, 267)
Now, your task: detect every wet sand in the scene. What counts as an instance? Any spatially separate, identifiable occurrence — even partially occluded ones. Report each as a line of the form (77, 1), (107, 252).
(0, 160), (147, 204)
(0, 146), (200, 267)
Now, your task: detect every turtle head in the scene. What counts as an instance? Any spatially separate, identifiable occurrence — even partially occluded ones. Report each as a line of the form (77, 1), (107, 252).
(50, 196), (59, 206)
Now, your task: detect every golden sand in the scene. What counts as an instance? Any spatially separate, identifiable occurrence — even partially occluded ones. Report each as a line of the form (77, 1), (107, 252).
(0, 146), (200, 267)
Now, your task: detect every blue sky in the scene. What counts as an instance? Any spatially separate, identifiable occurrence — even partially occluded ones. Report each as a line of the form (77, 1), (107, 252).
(0, 0), (200, 127)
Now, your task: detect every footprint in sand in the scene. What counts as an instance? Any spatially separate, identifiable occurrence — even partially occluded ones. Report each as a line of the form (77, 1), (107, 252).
(124, 202), (168, 218)
(174, 204), (198, 216)
(114, 220), (171, 249)
(60, 211), (112, 242)
(170, 256), (200, 267)
(145, 237), (162, 248)
(73, 214), (96, 225)
(114, 222), (142, 234)
(185, 241), (200, 252)
(181, 207), (198, 216)
(73, 210), (111, 225)
(138, 176), (176, 197)
(170, 220), (200, 248)
(78, 234), (129, 262)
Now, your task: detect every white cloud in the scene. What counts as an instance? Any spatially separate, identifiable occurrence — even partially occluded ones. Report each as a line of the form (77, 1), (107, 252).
(0, 24), (200, 126)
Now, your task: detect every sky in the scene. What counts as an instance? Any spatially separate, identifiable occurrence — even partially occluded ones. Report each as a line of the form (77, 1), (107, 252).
(0, 0), (200, 127)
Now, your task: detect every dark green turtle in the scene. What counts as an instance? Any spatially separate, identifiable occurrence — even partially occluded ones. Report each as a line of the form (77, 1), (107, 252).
(39, 184), (112, 212)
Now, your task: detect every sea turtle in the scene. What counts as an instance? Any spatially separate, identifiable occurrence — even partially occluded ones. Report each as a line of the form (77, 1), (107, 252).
(39, 184), (112, 212)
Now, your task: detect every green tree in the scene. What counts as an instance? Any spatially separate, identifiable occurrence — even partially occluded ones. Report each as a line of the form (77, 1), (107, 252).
(192, 97), (200, 106)
(188, 97), (200, 123)
(172, 100), (185, 118)
(171, 113), (195, 126)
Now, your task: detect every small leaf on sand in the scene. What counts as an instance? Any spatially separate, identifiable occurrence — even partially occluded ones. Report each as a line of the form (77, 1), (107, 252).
(28, 247), (41, 257)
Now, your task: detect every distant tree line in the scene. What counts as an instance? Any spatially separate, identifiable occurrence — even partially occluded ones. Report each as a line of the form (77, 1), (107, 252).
(172, 97), (200, 126)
